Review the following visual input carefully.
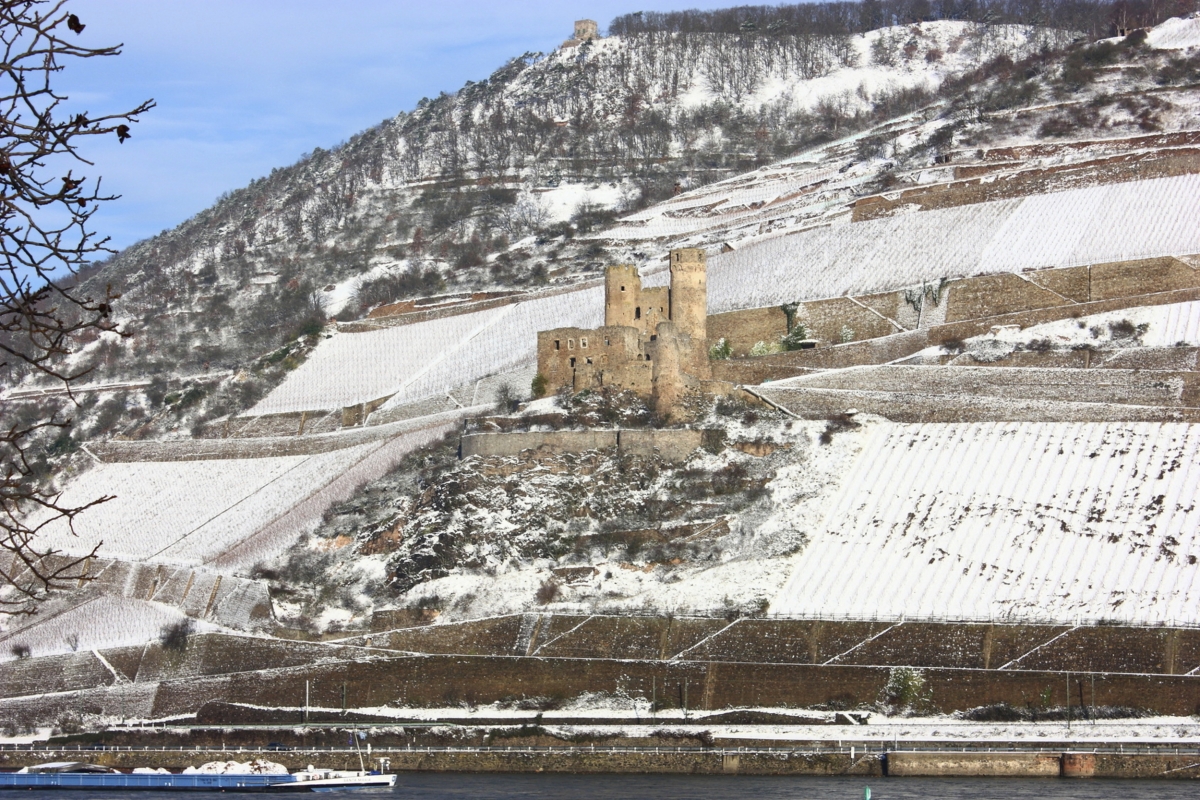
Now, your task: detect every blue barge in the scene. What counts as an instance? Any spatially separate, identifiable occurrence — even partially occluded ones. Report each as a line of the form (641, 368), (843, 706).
(0, 763), (396, 792)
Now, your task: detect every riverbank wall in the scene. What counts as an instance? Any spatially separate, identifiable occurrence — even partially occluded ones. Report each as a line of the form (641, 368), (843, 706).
(3, 747), (1199, 778)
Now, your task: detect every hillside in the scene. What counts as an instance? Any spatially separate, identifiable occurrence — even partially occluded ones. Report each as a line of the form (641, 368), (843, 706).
(65, 21), (1055, 385)
(5, 8), (1200, 741)
(30, 22), (1189, 417)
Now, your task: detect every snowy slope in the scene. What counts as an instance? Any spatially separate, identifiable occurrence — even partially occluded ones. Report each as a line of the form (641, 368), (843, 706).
(250, 173), (1200, 417)
(906, 298), (1200, 357)
(663, 173), (1200, 314)
(773, 421), (1200, 625)
(251, 287), (603, 416)
(31, 442), (384, 565)
(1146, 13), (1200, 49)
(29, 408), (476, 569)
(0, 595), (195, 663)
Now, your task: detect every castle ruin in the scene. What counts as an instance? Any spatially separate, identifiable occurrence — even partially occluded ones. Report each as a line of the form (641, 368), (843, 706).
(563, 19), (600, 48)
(537, 248), (717, 416)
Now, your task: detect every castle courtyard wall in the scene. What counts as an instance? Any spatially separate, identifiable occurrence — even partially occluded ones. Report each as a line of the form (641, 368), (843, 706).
(460, 428), (704, 462)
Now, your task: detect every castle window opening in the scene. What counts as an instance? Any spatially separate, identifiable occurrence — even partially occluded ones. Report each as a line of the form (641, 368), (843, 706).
(554, 340), (561, 350)
(568, 339), (575, 350)
(581, 338), (588, 348)
(650, 334), (657, 341)
(620, 286), (626, 292)
(586, 358), (593, 365)
(605, 337), (610, 346)
(570, 357), (576, 368)
(635, 307), (641, 319)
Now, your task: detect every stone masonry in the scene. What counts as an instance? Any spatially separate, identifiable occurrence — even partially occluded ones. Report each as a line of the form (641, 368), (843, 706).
(537, 249), (715, 416)
(563, 19), (600, 48)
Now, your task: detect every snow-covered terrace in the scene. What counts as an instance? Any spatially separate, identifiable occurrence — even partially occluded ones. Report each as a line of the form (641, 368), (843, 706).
(773, 421), (1200, 626)
(675, 173), (1200, 313)
(29, 411), (472, 571)
(250, 173), (1200, 417)
(250, 287), (602, 417)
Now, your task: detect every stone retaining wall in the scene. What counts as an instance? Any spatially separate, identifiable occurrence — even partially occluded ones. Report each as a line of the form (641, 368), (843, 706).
(89, 407), (486, 463)
(460, 429), (704, 462)
(757, 387), (1200, 423)
(2, 746), (1198, 778)
(887, 751), (1061, 777)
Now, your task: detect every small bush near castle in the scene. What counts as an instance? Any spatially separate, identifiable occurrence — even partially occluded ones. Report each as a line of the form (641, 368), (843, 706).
(708, 337), (732, 359)
(494, 383), (519, 413)
(819, 413), (861, 445)
(750, 340), (783, 356)
(939, 337), (967, 354)
(781, 323), (811, 350)
(1108, 318), (1149, 341)
(531, 373), (548, 398)
(10, 643), (30, 659)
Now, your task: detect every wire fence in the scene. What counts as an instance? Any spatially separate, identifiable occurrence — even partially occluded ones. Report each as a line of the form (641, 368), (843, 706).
(2, 742), (1200, 757)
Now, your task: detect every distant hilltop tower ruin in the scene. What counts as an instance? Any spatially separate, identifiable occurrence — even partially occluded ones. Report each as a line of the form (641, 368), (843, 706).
(537, 248), (719, 418)
(563, 19), (600, 48)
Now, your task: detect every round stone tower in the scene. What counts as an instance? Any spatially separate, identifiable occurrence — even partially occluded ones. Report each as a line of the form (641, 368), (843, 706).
(604, 264), (641, 328)
(668, 248), (707, 346)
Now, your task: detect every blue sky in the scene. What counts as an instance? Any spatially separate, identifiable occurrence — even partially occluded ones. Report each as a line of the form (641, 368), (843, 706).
(59, 0), (740, 251)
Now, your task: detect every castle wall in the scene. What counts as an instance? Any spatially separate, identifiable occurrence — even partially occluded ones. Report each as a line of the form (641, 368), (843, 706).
(706, 254), (1200, 361)
(707, 306), (787, 356)
(462, 430), (619, 458)
(641, 286), (670, 335)
(650, 323), (685, 417)
(461, 428), (703, 462)
(537, 326), (651, 394)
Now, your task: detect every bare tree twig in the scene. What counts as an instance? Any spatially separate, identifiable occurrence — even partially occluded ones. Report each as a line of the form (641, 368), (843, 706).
(0, 0), (152, 612)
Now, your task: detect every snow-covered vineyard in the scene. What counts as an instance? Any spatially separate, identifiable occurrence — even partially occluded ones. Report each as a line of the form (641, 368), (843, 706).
(29, 410), (476, 571)
(774, 421), (1200, 626)
(252, 287), (603, 417)
(247, 173), (1200, 418)
(9, 13), (1200, 670)
(655, 174), (1200, 313)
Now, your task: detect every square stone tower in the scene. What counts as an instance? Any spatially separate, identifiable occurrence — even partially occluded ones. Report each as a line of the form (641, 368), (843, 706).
(574, 19), (599, 41)
(537, 247), (712, 411)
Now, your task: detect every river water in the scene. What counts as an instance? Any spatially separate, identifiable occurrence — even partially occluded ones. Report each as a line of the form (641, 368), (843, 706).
(21, 774), (1198, 799)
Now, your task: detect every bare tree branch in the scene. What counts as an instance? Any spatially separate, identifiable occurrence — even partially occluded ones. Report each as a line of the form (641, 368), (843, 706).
(0, 0), (152, 612)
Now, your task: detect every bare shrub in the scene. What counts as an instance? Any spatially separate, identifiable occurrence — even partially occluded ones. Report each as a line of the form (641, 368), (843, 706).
(535, 578), (561, 605)
(819, 413), (861, 445)
(10, 642), (30, 659)
(494, 383), (519, 414)
(159, 618), (195, 651)
(1025, 338), (1054, 353)
(1109, 319), (1149, 341)
(939, 337), (967, 354)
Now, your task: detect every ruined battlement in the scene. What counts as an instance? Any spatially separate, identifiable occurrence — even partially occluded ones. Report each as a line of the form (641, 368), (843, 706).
(536, 249), (717, 417)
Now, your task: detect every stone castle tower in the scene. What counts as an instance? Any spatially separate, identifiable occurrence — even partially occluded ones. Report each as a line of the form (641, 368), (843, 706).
(575, 19), (599, 41)
(538, 248), (713, 417)
(668, 248), (709, 378)
(564, 20), (600, 48)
